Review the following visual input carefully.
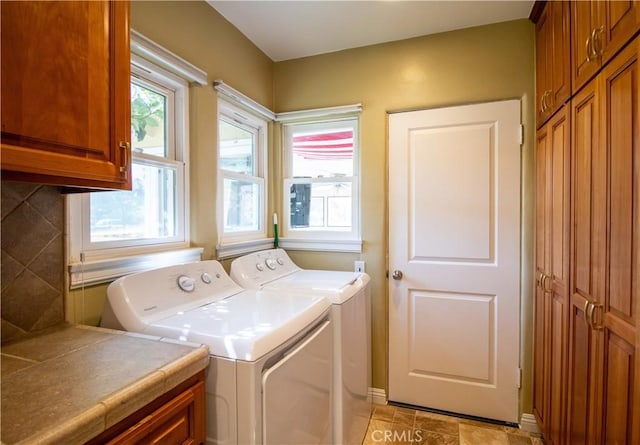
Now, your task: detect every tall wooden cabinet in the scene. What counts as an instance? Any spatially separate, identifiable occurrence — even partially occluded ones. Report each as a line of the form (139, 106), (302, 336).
(534, 105), (571, 445)
(0, 0), (131, 190)
(533, 2), (640, 444)
(568, 36), (640, 445)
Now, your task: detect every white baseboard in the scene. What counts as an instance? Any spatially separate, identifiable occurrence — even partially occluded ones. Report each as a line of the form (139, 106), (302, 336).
(369, 387), (387, 405)
(520, 413), (541, 433)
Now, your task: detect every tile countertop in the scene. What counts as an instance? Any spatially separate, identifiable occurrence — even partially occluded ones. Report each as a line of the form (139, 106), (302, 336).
(0, 323), (210, 445)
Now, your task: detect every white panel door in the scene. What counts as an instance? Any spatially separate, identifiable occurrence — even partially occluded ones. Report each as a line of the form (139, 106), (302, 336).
(388, 100), (521, 423)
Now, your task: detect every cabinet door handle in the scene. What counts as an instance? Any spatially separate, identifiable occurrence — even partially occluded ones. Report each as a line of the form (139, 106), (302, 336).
(592, 26), (605, 58)
(583, 299), (591, 317)
(119, 141), (130, 175)
(537, 272), (544, 289)
(541, 91), (551, 113)
(586, 34), (595, 62)
(585, 300), (594, 328)
(542, 273), (553, 294)
(590, 303), (604, 330)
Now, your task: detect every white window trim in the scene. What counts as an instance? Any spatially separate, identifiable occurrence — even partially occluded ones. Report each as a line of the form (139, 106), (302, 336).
(216, 238), (276, 260)
(131, 29), (207, 86)
(216, 97), (270, 248)
(67, 36), (207, 286)
(280, 110), (362, 252)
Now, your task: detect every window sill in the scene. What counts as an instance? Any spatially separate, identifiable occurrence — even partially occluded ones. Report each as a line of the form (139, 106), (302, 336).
(279, 238), (362, 253)
(69, 247), (204, 289)
(216, 238), (276, 259)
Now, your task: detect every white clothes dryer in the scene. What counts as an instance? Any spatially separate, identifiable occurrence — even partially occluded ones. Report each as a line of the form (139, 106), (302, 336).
(230, 248), (371, 445)
(101, 260), (332, 445)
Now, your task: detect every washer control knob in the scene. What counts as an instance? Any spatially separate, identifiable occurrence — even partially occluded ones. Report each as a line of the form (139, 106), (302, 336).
(276, 258), (285, 265)
(256, 263), (264, 271)
(201, 272), (212, 284)
(177, 275), (196, 292)
(265, 258), (277, 270)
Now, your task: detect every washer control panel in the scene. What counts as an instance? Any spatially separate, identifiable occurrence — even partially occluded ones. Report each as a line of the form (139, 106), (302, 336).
(107, 260), (244, 322)
(231, 248), (300, 288)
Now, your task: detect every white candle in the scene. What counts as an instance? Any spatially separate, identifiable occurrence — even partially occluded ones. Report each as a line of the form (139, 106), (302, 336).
(273, 213), (278, 225)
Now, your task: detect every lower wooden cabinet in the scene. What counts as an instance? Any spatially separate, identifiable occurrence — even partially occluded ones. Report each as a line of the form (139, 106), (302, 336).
(86, 371), (205, 445)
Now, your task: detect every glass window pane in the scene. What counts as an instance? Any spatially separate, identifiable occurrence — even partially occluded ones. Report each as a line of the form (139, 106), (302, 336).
(290, 182), (351, 230)
(223, 178), (261, 232)
(90, 163), (177, 242)
(219, 119), (255, 174)
(291, 127), (353, 178)
(131, 82), (167, 157)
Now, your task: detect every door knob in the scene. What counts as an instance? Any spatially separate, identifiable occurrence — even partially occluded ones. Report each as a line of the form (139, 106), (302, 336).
(392, 270), (403, 280)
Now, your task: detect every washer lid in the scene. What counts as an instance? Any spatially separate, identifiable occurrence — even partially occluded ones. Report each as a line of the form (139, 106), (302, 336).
(143, 289), (330, 361)
(264, 270), (370, 304)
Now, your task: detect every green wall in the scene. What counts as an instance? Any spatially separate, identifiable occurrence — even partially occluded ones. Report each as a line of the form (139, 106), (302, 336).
(273, 19), (535, 415)
(67, 3), (535, 417)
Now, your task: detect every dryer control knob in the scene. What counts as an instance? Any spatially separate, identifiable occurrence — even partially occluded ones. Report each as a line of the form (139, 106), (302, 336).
(201, 272), (212, 284)
(265, 258), (277, 270)
(177, 275), (196, 292)
(256, 263), (264, 271)
(276, 258), (285, 265)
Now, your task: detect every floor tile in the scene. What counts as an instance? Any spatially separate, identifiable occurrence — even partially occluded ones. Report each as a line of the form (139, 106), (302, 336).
(459, 422), (510, 445)
(414, 430), (459, 445)
(392, 408), (416, 427)
(372, 404), (396, 422)
(414, 416), (459, 436)
(507, 433), (533, 445)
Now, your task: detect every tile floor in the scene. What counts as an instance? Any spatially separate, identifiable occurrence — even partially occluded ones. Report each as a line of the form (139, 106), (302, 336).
(362, 404), (545, 445)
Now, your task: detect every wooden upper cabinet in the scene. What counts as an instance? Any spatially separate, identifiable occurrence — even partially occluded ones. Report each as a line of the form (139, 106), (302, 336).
(1, 1), (131, 190)
(534, 1), (572, 127)
(571, 0), (640, 94)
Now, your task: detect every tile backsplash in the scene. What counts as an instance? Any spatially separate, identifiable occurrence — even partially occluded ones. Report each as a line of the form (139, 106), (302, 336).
(1, 181), (64, 342)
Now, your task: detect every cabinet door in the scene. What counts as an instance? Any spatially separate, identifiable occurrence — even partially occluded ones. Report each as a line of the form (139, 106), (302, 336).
(546, 106), (571, 445)
(536, 4), (553, 126)
(572, 0), (640, 95)
(0, 1), (131, 190)
(534, 106), (571, 444)
(536, 1), (571, 127)
(572, 0), (603, 93)
(596, 37), (639, 445)
(107, 380), (205, 445)
(568, 76), (603, 445)
(549, 1), (572, 116)
(598, 0), (640, 68)
(533, 123), (550, 431)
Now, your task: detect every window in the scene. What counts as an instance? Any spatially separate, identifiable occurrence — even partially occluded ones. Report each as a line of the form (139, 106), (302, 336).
(217, 99), (268, 244)
(68, 33), (207, 287)
(88, 72), (183, 246)
(282, 114), (361, 250)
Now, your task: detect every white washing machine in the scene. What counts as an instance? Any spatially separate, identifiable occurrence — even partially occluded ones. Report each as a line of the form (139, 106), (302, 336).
(230, 248), (371, 445)
(100, 260), (333, 445)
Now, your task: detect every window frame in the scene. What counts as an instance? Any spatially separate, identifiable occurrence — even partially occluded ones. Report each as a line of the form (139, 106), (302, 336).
(67, 51), (201, 288)
(216, 97), (268, 246)
(281, 115), (362, 251)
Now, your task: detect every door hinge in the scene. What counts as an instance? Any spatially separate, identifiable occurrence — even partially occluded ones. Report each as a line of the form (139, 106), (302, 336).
(516, 367), (522, 389)
(518, 124), (524, 145)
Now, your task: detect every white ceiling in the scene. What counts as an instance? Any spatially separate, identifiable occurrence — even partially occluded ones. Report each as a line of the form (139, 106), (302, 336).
(208, 1), (534, 62)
